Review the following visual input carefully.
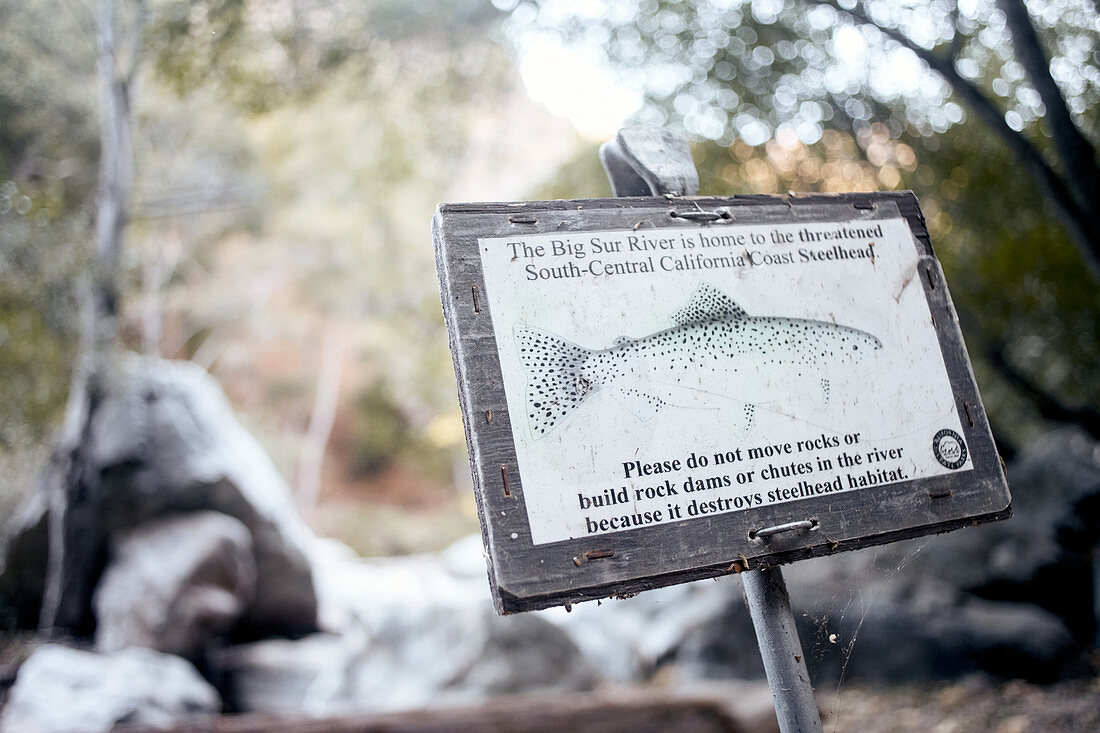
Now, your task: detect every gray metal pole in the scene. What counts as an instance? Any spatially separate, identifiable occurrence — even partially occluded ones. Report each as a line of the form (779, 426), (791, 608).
(742, 566), (823, 733)
(600, 126), (823, 733)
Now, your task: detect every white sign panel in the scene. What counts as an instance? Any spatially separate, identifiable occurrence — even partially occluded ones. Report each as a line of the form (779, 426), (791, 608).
(478, 217), (970, 545)
(434, 193), (1010, 613)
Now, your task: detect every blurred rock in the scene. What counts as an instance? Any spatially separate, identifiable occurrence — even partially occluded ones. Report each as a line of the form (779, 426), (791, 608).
(0, 355), (317, 638)
(308, 535), (488, 635)
(209, 426), (1097, 699)
(94, 511), (257, 659)
(544, 578), (742, 682)
(285, 428), (1097, 697)
(214, 604), (598, 716)
(0, 644), (220, 733)
(0, 485), (49, 629)
(212, 537), (599, 715)
(205, 430), (1099, 720)
(210, 632), (345, 715)
(904, 428), (1100, 643)
(810, 582), (1078, 683)
(659, 428), (1100, 684)
(306, 534), (738, 691)
(668, 544), (1086, 684)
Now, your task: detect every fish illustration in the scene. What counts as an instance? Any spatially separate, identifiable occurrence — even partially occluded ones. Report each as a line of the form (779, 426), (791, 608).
(515, 283), (882, 438)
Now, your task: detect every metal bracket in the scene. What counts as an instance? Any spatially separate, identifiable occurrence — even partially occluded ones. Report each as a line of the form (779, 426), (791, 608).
(750, 519), (819, 540)
(599, 126), (700, 197)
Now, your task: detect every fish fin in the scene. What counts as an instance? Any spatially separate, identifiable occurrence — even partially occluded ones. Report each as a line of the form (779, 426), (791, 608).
(613, 335), (633, 346)
(764, 380), (830, 418)
(719, 402), (756, 440)
(514, 324), (594, 439)
(612, 387), (668, 421)
(672, 283), (748, 326)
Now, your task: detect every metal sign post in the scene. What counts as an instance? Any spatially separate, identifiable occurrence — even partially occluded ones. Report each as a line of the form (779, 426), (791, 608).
(433, 126), (1010, 733)
(602, 127), (822, 733)
(743, 566), (822, 732)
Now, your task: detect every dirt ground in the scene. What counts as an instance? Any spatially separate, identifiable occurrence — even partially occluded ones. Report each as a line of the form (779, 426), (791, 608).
(9, 665), (1100, 732)
(819, 676), (1100, 733)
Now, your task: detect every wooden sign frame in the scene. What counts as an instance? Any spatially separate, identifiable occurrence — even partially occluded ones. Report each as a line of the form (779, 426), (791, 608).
(434, 191), (1010, 614)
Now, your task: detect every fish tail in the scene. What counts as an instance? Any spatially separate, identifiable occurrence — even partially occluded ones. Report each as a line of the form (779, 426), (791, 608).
(513, 324), (594, 438)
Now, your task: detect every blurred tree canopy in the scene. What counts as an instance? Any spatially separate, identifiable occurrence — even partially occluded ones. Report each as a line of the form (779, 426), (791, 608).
(0, 1), (99, 446)
(3, 0), (543, 596)
(5, 0), (1097, 471)
(0, 0), (524, 483)
(515, 0), (1100, 451)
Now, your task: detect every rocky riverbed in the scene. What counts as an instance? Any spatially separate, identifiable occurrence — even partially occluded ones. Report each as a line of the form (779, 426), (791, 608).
(0, 356), (1097, 732)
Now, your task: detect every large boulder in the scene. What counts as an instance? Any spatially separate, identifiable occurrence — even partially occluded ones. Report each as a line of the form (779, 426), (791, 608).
(0, 355), (317, 639)
(901, 428), (1100, 643)
(93, 511), (257, 659)
(543, 575), (741, 682)
(0, 486), (49, 629)
(786, 565), (1080, 683)
(215, 608), (599, 716)
(213, 539), (600, 716)
(660, 542), (1083, 684)
(0, 644), (220, 733)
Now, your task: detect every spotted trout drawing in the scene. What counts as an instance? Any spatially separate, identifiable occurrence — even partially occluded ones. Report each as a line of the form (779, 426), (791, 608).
(515, 283), (882, 439)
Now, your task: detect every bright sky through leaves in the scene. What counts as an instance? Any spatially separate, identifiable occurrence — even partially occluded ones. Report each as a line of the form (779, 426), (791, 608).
(502, 0), (1088, 145)
(517, 32), (642, 139)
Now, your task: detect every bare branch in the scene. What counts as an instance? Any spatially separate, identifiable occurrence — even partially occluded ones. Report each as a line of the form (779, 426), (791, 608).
(121, 1), (148, 86)
(802, 0), (1100, 283)
(955, 306), (1100, 442)
(297, 327), (345, 512)
(985, 344), (1100, 442)
(39, 0), (147, 637)
(948, 1), (964, 63)
(995, 0), (1100, 218)
(93, 0), (132, 321)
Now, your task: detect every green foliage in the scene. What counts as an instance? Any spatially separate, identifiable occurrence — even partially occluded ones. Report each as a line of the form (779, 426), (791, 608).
(0, 1), (98, 196)
(345, 377), (455, 481)
(146, 0), (506, 111)
(516, 0), (1098, 146)
(205, 4), (518, 447)
(907, 123), (1100, 445)
(0, 1), (98, 444)
(312, 498), (478, 557)
(529, 142), (612, 200)
(686, 120), (1100, 446)
(1, 0), (523, 471)
(348, 380), (410, 476)
(0, 277), (76, 446)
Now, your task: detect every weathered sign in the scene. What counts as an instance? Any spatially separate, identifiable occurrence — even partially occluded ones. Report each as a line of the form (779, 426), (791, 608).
(434, 192), (1010, 613)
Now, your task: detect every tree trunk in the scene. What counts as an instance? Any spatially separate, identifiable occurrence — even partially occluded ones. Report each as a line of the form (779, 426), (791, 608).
(297, 326), (345, 512)
(37, 0), (139, 636)
(995, 0), (1100, 279)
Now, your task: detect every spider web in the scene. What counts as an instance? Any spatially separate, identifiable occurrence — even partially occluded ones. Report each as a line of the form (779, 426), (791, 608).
(796, 538), (934, 732)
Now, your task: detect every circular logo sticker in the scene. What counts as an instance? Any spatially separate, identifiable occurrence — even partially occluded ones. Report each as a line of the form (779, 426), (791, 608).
(933, 429), (968, 469)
